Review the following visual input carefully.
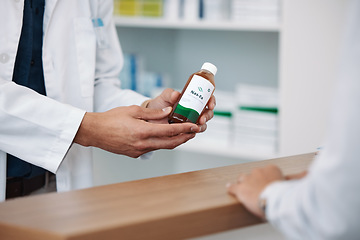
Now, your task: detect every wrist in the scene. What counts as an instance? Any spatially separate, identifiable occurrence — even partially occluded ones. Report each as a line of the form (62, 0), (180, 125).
(258, 183), (276, 220)
(73, 112), (99, 147)
(258, 195), (267, 219)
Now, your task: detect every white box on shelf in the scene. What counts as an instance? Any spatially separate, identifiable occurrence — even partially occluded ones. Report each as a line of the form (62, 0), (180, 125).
(233, 84), (279, 154)
(164, 0), (181, 20)
(202, 0), (230, 21)
(233, 110), (277, 131)
(236, 83), (278, 107)
(231, 0), (280, 23)
(181, 0), (200, 21)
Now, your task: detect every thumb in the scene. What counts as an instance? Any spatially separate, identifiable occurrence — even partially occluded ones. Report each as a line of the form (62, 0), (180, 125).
(139, 106), (172, 121)
(170, 90), (181, 105)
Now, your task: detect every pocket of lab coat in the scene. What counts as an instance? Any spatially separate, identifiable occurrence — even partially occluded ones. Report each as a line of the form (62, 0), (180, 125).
(74, 18), (96, 97)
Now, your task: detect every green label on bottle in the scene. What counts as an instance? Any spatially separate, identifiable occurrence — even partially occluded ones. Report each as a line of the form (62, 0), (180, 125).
(173, 103), (200, 123)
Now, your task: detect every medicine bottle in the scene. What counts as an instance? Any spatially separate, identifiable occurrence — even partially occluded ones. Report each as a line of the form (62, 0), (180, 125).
(168, 62), (217, 124)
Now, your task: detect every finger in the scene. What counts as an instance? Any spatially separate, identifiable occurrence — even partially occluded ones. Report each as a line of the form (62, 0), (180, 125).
(156, 88), (179, 106)
(142, 122), (200, 138)
(207, 95), (216, 110)
(143, 132), (196, 151)
(136, 106), (173, 121)
(170, 90), (181, 104)
(146, 88), (178, 110)
(285, 171), (308, 180)
(198, 109), (214, 125)
(197, 123), (207, 133)
(226, 182), (239, 196)
(160, 88), (177, 104)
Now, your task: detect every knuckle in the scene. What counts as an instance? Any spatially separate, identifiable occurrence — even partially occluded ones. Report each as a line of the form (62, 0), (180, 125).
(209, 110), (214, 119)
(166, 128), (177, 137)
(132, 126), (149, 139)
(135, 130), (146, 139)
(129, 105), (141, 113)
(134, 140), (149, 152)
(133, 141), (144, 150)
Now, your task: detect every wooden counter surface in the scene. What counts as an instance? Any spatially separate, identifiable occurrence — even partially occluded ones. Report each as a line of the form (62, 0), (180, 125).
(0, 153), (314, 240)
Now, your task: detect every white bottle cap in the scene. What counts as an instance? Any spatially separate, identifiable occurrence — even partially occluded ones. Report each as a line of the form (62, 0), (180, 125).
(201, 62), (217, 76)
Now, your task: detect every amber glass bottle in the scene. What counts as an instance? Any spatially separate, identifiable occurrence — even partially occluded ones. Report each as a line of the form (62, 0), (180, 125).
(168, 62), (217, 124)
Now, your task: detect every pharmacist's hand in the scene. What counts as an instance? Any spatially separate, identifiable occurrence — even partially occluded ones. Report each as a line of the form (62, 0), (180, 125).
(74, 106), (200, 158)
(146, 88), (216, 132)
(226, 165), (285, 219)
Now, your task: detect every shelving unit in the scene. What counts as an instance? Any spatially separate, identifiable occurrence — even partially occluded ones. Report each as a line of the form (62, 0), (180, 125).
(114, 16), (280, 161)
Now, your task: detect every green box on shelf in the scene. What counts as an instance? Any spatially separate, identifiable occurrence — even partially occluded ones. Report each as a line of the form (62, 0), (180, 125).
(118, 0), (141, 16)
(141, 0), (163, 17)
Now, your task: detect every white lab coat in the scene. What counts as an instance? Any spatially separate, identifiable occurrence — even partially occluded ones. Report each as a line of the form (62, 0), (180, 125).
(0, 0), (148, 201)
(260, 0), (360, 239)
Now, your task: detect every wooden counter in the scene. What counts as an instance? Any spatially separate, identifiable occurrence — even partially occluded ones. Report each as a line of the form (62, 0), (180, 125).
(0, 153), (314, 240)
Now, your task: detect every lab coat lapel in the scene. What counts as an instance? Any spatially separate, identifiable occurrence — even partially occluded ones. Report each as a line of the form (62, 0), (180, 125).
(43, 0), (59, 36)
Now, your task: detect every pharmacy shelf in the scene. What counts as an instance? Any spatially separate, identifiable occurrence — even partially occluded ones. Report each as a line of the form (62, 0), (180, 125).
(176, 139), (277, 161)
(113, 16), (281, 32)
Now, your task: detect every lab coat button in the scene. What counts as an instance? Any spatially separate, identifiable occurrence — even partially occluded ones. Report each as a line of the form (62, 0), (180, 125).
(0, 53), (9, 64)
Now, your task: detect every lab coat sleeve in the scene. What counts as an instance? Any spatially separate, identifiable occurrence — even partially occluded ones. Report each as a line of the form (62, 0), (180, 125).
(262, 137), (360, 240)
(93, 0), (149, 112)
(260, 1), (360, 238)
(0, 80), (85, 173)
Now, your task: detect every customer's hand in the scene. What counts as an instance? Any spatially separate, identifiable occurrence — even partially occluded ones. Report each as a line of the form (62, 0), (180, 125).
(145, 88), (216, 132)
(226, 165), (285, 219)
(285, 170), (308, 180)
(74, 105), (200, 158)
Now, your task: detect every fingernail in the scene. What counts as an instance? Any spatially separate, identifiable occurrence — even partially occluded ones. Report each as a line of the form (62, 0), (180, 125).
(226, 182), (231, 188)
(162, 107), (172, 113)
